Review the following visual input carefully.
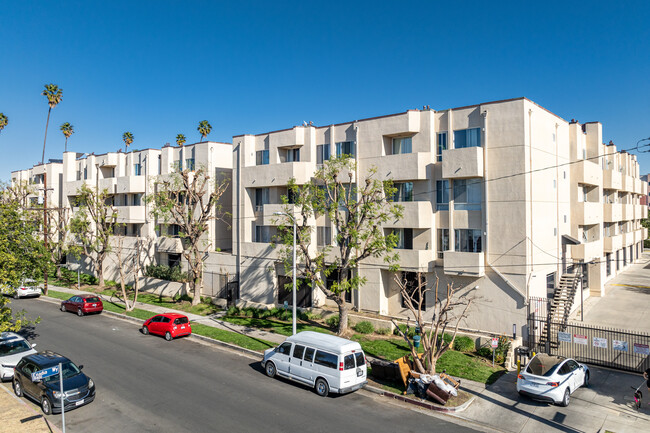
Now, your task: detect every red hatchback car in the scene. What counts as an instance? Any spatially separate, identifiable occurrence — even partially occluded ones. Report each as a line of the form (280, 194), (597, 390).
(142, 313), (191, 341)
(60, 295), (104, 316)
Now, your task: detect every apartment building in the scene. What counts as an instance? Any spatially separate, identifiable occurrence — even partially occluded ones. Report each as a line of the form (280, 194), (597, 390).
(230, 97), (647, 335)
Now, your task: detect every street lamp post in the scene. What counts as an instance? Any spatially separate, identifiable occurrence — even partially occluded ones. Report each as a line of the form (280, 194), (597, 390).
(275, 212), (297, 335)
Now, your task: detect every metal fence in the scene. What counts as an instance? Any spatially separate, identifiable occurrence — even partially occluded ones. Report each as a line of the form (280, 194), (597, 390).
(527, 297), (650, 373)
(202, 272), (238, 306)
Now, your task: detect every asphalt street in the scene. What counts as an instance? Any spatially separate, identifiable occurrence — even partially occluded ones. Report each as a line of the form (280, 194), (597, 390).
(4, 298), (480, 433)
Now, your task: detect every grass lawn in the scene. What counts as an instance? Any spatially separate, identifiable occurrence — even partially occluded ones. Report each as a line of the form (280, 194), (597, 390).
(220, 316), (332, 337)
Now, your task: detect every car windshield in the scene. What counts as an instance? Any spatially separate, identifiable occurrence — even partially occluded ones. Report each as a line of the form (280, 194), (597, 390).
(84, 297), (100, 303)
(526, 355), (563, 377)
(42, 361), (82, 383)
(0, 339), (31, 356)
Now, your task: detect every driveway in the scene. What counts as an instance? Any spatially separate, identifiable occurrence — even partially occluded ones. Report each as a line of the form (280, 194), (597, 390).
(579, 251), (650, 333)
(455, 368), (650, 433)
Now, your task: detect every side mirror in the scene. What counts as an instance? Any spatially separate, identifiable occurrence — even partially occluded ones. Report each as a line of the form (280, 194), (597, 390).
(78, 365), (84, 370)
(31, 343), (37, 348)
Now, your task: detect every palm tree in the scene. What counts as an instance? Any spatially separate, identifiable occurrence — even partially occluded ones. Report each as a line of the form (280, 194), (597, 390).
(42, 84), (63, 164)
(0, 113), (8, 135)
(60, 122), (74, 152)
(122, 131), (134, 151)
(176, 133), (186, 147)
(197, 120), (212, 142)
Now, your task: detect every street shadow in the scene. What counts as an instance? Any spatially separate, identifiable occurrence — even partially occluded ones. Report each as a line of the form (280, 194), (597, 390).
(17, 325), (39, 342)
(248, 361), (344, 398)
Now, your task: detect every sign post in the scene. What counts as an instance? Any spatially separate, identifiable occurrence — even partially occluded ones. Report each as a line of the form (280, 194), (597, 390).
(31, 365), (65, 432)
(491, 337), (499, 367)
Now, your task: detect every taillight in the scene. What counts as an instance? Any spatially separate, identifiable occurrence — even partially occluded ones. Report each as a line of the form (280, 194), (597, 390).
(546, 382), (559, 387)
(339, 362), (343, 371)
(517, 374), (524, 380)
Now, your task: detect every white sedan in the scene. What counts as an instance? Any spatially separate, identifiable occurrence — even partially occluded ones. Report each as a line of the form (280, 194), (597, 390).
(517, 354), (589, 406)
(0, 332), (37, 380)
(0, 280), (42, 299)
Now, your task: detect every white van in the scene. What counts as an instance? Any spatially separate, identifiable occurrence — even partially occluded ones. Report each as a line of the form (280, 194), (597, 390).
(262, 331), (367, 397)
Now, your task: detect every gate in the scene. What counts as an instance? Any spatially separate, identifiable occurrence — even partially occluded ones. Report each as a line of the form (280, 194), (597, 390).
(203, 271), (238, 308)
(527, 297), (650, 373)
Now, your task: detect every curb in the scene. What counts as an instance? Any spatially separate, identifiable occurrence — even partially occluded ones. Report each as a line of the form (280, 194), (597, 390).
(1, 383), (63, 433)
(363, 384), (475, 413)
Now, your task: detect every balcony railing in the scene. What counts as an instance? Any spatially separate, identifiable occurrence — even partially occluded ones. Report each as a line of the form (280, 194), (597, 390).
(442, 147), (484, 179)
(443, 251), (485, 277)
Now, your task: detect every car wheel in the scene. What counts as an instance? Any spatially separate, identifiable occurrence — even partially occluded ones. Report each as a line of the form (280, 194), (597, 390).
(315, 378), (329, 397)
(583, 371), (589, 387)
(165, 331), (172, 341)
(41, 396), (52, 415)
(60, 304), (66, 312)
(13, 292), (19, 299)
(13, 380), (22, 397)
(77, 308), (84, 317)
(142, 326), (149, 335)
(265, 362), (276, 378)
(559, 388), (570, 407)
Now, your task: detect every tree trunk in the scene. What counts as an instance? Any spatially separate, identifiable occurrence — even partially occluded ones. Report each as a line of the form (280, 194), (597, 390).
(42, 108), (51, 164)
(192, 274), (201, 306)
(336, 296), (348, 336)
(56, 264), (62, 278)
(97, 257), (104, 287)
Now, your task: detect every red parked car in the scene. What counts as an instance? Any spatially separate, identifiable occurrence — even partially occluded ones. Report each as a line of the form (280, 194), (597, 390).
(60, 295), (104, 316)
(141, 313), (192, 341)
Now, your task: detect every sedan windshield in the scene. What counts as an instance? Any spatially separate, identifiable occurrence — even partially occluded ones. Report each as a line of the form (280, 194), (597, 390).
(42, 361), (82, 383)
(0, 340), (31, 356)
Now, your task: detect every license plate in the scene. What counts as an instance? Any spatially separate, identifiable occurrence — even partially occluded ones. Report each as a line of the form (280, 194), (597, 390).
(357, 369), (363, 377)
(92, 304), (96, 307)
(181, 326), (185, 329)
(75, 399), (85, 406)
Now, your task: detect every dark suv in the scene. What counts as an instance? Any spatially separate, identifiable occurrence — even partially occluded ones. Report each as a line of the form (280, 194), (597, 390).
(12, 351), (96, 415)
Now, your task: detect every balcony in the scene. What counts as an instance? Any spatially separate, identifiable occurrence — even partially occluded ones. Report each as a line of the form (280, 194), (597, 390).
(574, 202), (601, 225)
(571, 241), (601, 262)
(384, 201), (433, 229)
(364, 249), (433, 271)
(116, 205), (146, 223)
(96, 153), (118, 167)
(603, 203), (622, 222)
(443, 251), (485, 277)
(362, 152), (433, 181)
(636, 204), (647, 220)
(634, 178), (646, 195)
(241, 241), (280, 260)
(603, 234), (623, 253)
(622, 204), (633, 221)
(603, 169), (622, 190)
(241, 161), (312, 188)
(98, 177), (117, 194)
(156, 237), (183, 253)
(117, 176), (146, 193)
(571, 160), (601, 186)
(622, 175), (634, 192)
(442, 147), (484, 179)
(64, 179), (92, 197)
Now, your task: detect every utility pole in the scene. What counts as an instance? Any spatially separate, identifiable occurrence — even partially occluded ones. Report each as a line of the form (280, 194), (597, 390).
(43, 172), (49, 295)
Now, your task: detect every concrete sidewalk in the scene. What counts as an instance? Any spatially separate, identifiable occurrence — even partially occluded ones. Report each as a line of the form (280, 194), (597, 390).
(453, 367), (650, 433)
(0, 382), (61, 433)
(44, 284), (287, 345)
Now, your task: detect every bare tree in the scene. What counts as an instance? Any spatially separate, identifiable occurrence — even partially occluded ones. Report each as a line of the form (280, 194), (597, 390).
(274, 155), (403, 335)
(148, 166), (229, 306)
(114, 236), (152, 311)
(392, 274), (476, 375)
(69, 184), (118, 286)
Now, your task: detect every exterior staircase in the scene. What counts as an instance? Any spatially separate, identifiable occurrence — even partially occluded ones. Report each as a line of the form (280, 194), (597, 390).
(538, 273), (580, 350)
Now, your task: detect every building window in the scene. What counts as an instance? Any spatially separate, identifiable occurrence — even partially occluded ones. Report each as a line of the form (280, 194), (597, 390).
(255, 188), (269, 212)
(453, 179), (482, 211)
(282, 148), (300, 163)
(134, 163), (142, 176)
(436, 180), (449, 211)
(256, 150), (269, 166)
(437, 229), (449, 259)
(616, 250), (620, 270)
(336, 141), (355, 157)
(453, 128), (481, 148)
(454, 229), (482, 252)
(437, 132), (447, 162)
(401, 272), (425, 310)
(132, 194), (142, 206)
(316, 144), (330, 165)
(185, 159), (195, 171)
(317, 226), (331, 247)
(168, 253), (182, 268)
(606, 253), (611, 276)
(254, 225), (272, 243)
(546, 272), (556, 298)
(392, 182), (413, 202)
(391, 137), (412, 155)
(391, 228), (413, 250)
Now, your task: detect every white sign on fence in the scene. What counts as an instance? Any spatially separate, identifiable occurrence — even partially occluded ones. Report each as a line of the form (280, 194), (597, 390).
(573, 334), (588, 345)
(613, 340), (628, 352)
(558, 332), (571, 343)
(634, 343), (650, 356)
(593, 337), (608, 349)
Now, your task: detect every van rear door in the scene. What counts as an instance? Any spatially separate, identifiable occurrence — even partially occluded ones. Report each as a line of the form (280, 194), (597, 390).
(340, 351), (364, 389)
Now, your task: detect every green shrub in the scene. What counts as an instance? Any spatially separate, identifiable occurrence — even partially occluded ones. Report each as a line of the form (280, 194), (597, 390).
(226, 306), (240, 316)
(354, 321), (374, 334)
(241, 308), (254, 318)
(477, 347), (492, 358)
(394, 324), (416, 338)
(299, 310), (321, 321)
(453, 336), (475, 352)
(278, 309), (293, 321)
(104, 280), (117, 287)
(145, 264), (189, 283)
(375, 327), (390, 335)
(326, 315), (340, 329)
(437, 332), (452, 346)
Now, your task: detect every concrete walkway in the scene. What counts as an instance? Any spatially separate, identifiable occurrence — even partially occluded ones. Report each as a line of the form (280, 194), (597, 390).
(45, 284), (287, 345)
(577, 252), (650, 332)
(0, 383), (61, 433)
(454, 367), (650, 433)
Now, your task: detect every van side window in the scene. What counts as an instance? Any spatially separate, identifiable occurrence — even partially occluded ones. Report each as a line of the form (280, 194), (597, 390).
(292, 344), (305, 359)
(304, 347), (315, 362)
(343, 354), (355, 370)
(354, 352), (365, 367)
(278, 342), (292, 355)
(314, 351), (337, 369)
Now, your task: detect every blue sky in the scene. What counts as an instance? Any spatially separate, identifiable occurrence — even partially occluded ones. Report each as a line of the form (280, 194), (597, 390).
(1, 1), (649, 179)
